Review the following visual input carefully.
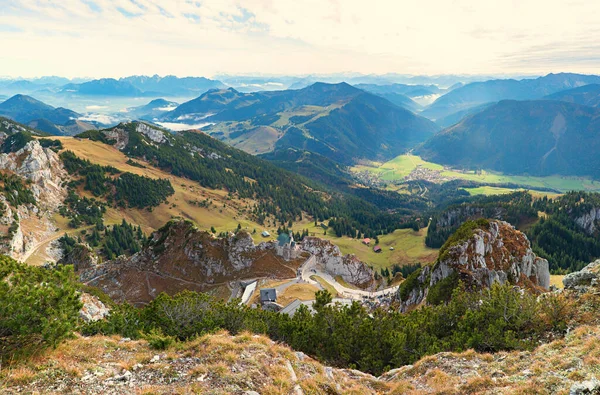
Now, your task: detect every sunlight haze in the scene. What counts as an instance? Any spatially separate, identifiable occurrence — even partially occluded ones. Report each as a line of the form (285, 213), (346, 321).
(2, 0), (600, 78)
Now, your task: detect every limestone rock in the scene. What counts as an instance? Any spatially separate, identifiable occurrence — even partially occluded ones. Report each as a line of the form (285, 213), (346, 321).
(79, 293), (111, 322)
(563, 260), (600, 290)
(575, 208), (600, 235)
(399, 220), (550, 311)
(570, 378), (600, 395)
(0, 140), (68, 210)
(136, 122), (166, 144)
(302, 237), (375, 289)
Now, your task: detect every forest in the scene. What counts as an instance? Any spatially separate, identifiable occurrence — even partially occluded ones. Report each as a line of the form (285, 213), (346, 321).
(79, 123), (421, 237)
(528, 192), (600, 273)
(60, 150), (174, 209)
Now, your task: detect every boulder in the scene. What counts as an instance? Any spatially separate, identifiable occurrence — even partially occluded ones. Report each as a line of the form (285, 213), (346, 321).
(563, 260), (600, 290)
(79, 293), (111, 322)
(570, 378), (600, 395)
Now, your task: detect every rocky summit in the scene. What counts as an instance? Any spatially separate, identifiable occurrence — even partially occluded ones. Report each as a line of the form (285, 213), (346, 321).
(400, 219), (550, 311)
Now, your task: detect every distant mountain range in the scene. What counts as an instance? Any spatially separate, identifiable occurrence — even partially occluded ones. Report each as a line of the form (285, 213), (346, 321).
(120, 75), (225, 96)
(421, 73), (600, 121)
(352, 84), (424, 112)
(0, 94), (92, 135)
(545, 84), (600, 107)
(61, 78), (146, 97)
(416, 99), (600, 178)
(126, 98), (179, 120)
(160, 82), (439, 164)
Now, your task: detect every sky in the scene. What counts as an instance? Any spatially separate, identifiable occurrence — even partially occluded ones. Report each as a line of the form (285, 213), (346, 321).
(2, 0), (600, 79)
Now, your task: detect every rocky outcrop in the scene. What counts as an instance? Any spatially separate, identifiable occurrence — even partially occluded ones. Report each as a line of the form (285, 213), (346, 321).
(563, 259), (600, 291)
(79, 220), (297, 305)
(399, 220), (550, 311)
(136, 122), (167, 144)
(574, 208), (600, 235)
(79, 293), (110, 322)
(0, 140), (68, 210)
(302, 237), (375, 289)
(102, 126), (130, 150)
(0, 140), (68, 259)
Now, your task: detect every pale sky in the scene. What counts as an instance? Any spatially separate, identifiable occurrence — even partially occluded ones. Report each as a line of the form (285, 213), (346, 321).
(2, 0), (600, 78)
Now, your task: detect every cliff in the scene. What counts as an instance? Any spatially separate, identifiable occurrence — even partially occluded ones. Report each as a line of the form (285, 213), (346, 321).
(301, 236), (375, 289)
(0, 140), (68, 260)
(0, 140), (67, 210)
(79, 220), (300, 305)
(399, 219), (550, 311)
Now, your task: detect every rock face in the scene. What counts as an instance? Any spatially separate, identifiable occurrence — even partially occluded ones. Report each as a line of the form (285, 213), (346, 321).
(574, 208), (600, 235)
(79, 220), (298, 305)
(136, 122), (166, 144)
(399, 220), (550, 311)
(563, 259), (600, 291)
(0, 140), (68, 259)
(302, 237), (375, 289)
(0, 140), (68, 210)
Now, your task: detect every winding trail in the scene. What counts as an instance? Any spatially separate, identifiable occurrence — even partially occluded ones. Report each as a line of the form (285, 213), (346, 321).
(22, 225), (95, 265)
(244, 255), (400, 304)
(298, 255), (400, 300)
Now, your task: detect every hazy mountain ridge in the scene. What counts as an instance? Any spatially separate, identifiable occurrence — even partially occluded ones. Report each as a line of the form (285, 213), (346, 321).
(417, 99), (600, 177)
(162, 82), (439, 164)
(120, 75), (226, 96)
(422, 72), (600, 120)
(0, 94), (80, 129)
(545, 83), (600, 107)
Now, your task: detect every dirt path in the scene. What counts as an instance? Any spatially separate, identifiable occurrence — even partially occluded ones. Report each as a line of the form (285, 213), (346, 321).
(297, 255), (400, 301)
(23, 225), (95, 265)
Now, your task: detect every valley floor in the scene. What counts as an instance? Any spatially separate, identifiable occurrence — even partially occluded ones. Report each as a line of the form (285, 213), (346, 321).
(3, 325), (600, 394)
(352, 154), (600, 194)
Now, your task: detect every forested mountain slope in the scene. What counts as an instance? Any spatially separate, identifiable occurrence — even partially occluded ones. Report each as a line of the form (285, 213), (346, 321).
(422, 72), (600, 120)
(417, 100), (600, 177)
(161, 82), (439, 164)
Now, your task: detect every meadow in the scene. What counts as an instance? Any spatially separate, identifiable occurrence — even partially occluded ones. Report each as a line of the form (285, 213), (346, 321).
(353, 154), (600, 194)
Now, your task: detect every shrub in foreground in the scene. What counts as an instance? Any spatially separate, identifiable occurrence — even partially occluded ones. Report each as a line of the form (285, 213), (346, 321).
(0, 256), (81, 363)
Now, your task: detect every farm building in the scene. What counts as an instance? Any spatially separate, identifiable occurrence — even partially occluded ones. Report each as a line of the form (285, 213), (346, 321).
(373, 245), (382, 253)
(261, 230), (271, 237)
(362, 238), (371, 245)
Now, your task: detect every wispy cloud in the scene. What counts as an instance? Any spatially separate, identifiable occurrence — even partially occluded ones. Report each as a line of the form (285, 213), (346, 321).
(3, 0), (600, 77)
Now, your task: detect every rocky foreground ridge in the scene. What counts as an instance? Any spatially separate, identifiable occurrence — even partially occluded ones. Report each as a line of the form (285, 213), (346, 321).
(400, 219), (550, 311)
(5, 309), (600, 394)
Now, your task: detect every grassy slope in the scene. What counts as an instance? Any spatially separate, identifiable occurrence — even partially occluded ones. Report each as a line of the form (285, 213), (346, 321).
(353, 154), (600, 193)
(5, 325), (600, 394)
(40, 138), (436, 270)
(55, 137), (266, 238)
(464, 186), (562, 198)
(296, 219), (438, 270)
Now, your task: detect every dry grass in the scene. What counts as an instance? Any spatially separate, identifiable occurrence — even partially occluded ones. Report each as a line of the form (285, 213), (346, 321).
(277, 283), (321, 306)
(55, 136), (266, 236)
(310, 275), (339, 297)
(550, 274), (565, 289)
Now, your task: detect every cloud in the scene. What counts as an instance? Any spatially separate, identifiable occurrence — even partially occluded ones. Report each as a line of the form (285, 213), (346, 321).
(78, 113), (119, 125)
(155, 121), (214, 131)
(2, 0), (600, 77)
